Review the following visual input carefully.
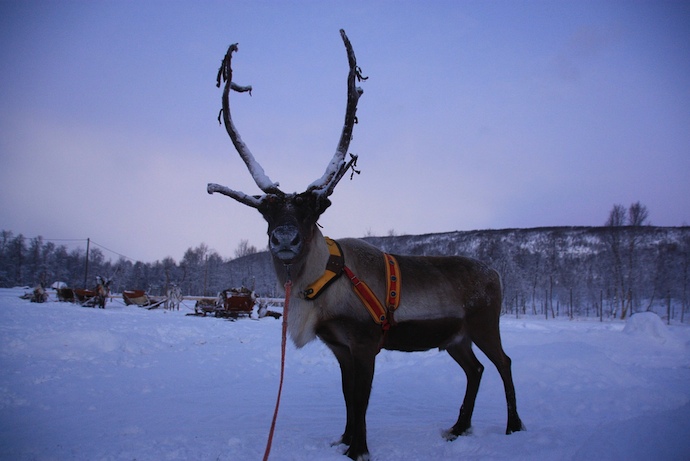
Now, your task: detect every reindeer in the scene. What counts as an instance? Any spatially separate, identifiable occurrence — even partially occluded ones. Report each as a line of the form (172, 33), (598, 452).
(164, 264), (186, 310)
(94, 275), (112, 309)
(165, 284), (183, 311)
(207, 30), (524, 461)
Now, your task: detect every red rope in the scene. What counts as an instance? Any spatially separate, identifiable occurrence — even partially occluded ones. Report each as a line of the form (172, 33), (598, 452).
(262, 279), (292, 461)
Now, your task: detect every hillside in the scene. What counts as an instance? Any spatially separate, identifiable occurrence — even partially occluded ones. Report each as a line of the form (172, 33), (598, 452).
(224, 226), (690, 320)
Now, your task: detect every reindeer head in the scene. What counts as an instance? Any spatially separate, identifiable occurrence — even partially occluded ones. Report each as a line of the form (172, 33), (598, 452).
(208, 30), (365, 266)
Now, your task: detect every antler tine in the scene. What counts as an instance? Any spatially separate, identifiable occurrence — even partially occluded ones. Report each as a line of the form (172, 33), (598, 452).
(307, 29), (366, 197)
(217, 43), (281, 196)
(207, 183), (263, 208)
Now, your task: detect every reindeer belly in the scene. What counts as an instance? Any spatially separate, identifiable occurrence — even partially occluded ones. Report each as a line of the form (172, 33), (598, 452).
(383, 318), (464, 352)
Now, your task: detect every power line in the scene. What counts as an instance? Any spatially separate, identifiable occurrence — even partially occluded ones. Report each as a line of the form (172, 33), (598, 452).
(21, 235), (141, 263)
(89, 240), (139, 263)
(40, 238), (87, 243)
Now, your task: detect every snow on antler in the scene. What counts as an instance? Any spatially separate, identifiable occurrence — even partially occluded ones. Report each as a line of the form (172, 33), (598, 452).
(216, 43), (281, 196)
(208, 30), (365, 207)
(307, 29), (366, 197)
(206, 183), (263, 208)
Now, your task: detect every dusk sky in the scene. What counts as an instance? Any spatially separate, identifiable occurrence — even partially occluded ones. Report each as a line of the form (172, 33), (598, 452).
(1, 1), (689, 263)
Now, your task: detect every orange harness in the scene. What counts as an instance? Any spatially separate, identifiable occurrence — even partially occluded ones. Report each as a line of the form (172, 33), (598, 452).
(304, 237), (401, 330)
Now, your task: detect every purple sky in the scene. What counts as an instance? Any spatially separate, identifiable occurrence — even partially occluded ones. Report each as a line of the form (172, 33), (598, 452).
(1, 1), (689, 263)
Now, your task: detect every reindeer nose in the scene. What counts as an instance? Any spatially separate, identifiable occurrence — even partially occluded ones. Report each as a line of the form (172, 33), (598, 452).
(270, 225), (303, 262)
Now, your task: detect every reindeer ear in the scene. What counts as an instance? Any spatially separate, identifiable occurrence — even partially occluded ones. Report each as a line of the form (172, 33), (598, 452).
(316, 197), (332, 216)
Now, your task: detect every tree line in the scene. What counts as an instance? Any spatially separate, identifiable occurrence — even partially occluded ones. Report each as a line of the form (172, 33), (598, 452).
(364, 203), (689, 322)
(3, 203), (689, 321)
(0, 231), (262, 298)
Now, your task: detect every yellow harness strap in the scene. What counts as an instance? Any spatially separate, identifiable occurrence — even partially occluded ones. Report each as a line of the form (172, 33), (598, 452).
(304, 237), (402, 329)
(303, 237), (345, 300)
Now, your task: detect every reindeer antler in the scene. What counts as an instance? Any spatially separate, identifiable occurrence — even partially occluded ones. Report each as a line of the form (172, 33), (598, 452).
(206, 183), (264, 208)
(216, 43), (281, 196)
(208, 30), (365, 207)
(307, 29), (366, 197)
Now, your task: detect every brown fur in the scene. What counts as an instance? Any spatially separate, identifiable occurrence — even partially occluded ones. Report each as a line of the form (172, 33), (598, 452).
(267, 225), (524, 461)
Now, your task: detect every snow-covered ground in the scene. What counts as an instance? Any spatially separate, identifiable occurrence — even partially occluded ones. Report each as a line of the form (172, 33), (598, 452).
(1, 288), (689, 461)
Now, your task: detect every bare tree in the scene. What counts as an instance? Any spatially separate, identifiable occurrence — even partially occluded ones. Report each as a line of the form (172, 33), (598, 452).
(234, 239), (257, 259)
(626, 202), (649, 316)
(606, 204), (627, 227)
(605, 204), (626, 317)
(628, 201), (650, 226)
(604, 202), (650, 319)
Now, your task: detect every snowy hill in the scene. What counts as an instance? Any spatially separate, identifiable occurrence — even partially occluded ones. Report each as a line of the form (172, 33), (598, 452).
(3, 226), (688, 320)
(1, 288), (689, 460)
(225, 226), (690, 320)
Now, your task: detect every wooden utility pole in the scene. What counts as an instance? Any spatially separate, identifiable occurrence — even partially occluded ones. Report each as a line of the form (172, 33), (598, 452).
(83, 238), (90, 288)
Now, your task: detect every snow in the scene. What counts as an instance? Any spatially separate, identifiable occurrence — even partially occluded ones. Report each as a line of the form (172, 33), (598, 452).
(1, 288), (689, 461)
(623, 311), (676, 343)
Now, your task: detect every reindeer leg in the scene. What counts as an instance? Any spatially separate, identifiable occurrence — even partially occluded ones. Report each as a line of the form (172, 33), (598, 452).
(327, 342), (356, 447)
(325, 341), (376, 461)
(444, 335), (484, 439)
(467, 317), (525, 435)
(319, 319), (378, 461)
(324, 345), (375, 460)
(344, 345), (375, 461)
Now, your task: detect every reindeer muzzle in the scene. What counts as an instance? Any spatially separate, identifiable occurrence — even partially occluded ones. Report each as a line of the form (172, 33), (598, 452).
(270, 225), (303, 263)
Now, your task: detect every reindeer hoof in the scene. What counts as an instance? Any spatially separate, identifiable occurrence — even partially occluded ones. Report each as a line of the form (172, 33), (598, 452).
(506, 418), (526, 434)
(344, 442), (369, 461)
(344, 450), (370, 461)
(442, 430), (458, 442)
(443, 426), (472, 441)
(331, 432), (351, 447)
(330, 438), (346, 448)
